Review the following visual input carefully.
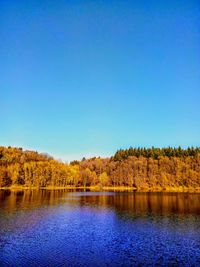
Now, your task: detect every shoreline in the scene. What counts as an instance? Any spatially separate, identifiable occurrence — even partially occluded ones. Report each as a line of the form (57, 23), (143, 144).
(1, 185), (200, 193)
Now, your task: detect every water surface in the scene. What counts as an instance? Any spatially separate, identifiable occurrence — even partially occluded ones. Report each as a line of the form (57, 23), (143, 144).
(0, 190), (200, 266)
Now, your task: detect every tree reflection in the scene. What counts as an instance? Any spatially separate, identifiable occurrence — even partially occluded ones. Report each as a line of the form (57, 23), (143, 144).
(0, 190), (200, 215)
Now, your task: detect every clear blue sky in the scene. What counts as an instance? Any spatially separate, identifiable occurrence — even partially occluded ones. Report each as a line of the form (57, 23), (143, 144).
(1, 0), (200, 161)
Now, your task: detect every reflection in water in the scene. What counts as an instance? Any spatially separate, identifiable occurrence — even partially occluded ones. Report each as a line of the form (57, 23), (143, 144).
(1, 190), (200, 215)
(0, 190), (200, 266)
(0, 189), (70, 212)
(78, 192), (200, 215)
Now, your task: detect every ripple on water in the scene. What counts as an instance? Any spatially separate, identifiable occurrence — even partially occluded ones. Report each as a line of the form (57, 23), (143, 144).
(0, 190), (200, 266)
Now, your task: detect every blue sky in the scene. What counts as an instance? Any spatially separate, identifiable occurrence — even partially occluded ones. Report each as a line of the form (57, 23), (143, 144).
(1, 0), (200, 161)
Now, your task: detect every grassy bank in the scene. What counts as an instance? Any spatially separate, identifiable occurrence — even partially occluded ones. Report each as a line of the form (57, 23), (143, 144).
(1, 185), (200, 192)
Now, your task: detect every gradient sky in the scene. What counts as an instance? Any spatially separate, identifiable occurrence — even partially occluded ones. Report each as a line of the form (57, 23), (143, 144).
(1, 0), (200, 161)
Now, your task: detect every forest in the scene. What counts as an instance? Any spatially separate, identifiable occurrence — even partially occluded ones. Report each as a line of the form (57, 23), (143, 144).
(0, 146), (200, 190)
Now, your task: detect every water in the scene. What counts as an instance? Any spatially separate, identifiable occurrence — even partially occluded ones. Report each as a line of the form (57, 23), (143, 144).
(0, 190), (200, 266)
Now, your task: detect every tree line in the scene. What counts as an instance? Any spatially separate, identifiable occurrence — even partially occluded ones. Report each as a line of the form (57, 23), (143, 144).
(0, 146), (200, 189)
(113, 147), (200, 160)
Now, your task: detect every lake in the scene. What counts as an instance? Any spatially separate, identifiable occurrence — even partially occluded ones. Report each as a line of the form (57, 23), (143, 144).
(0, 190), (200, 266)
